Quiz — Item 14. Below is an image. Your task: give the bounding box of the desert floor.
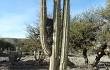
[0,54,110,70]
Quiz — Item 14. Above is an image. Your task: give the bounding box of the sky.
[0,0,106,38]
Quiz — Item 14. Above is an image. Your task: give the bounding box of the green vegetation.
[0,39,15,51]
[25,0,110,68]
[15,39,41,53]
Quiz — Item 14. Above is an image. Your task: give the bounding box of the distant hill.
[0,38,28,44]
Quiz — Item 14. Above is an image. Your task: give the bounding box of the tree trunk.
[93,51,105,67]
[49,0,61,70]
[83,48,88,65]
[92,43,107,67]
[40,0,51,56]
[59,0,70,70]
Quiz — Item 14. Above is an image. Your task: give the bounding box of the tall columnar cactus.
[49,0,61,70]
[59,0,70,70]
[40,0,51,56]
[40,0,70,70]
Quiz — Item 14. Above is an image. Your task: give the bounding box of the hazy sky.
[0,0,106,38]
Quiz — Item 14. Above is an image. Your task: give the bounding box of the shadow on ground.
[96,61,110,68]
[0,60,49,70]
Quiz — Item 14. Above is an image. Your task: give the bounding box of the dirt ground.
[0,54,110,70]
[68,55,110,70]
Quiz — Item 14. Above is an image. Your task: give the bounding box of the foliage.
[0,39,15,50]
[94,0,110,42]
[96,23,110,42]
[26,18,53,53]
[95,0,110,22]
[69,7,110,52]
[70,11,96,49]
[15,39,41,53]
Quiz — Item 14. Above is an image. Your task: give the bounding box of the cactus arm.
[40,0,51,56]
[49,0,61,70]
[60,0,70,70]
[34,50,45,64]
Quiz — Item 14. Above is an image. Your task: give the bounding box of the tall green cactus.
[60,0,70,70]
[40,0,70,70]
[49,0,61,70]
[40,0,51,56]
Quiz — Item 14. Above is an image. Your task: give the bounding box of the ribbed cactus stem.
[40,0,51,56]
[49,0,61,70]
[60,0,70,70]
